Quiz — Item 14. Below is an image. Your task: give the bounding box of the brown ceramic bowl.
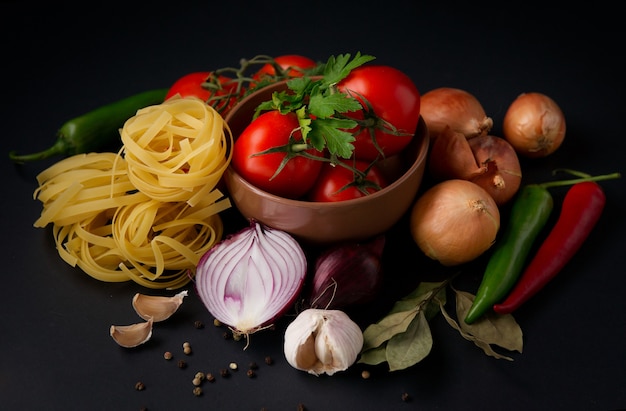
[223,80,429,245]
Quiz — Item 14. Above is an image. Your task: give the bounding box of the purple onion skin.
[306,235,385,310]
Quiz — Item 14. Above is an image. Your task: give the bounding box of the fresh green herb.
[255,52,376,160]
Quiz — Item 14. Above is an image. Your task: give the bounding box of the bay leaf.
[361,309,418,351]
[358,345,388,365]
[443,288,523,359]
[390,281,447,320]
[386,311,433,371]
[454,288,523,353]
[440,299,515,360]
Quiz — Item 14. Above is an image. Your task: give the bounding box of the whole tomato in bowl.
[337,65,421,161]
[231,110,323,199]
[307,160,389,202]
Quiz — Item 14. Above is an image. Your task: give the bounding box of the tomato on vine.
[231,110,324,199]
[337,65,421,161]
[253,55,317,81]
[164,72,240,114]
[307,160,389,202]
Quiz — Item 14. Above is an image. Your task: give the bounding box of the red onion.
[306,235,385,310]
[195,220,307,337]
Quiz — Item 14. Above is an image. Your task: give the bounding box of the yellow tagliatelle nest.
[33,97,233,289]
[121,96,232,205]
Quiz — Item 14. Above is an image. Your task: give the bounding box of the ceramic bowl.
[223,80,429,244]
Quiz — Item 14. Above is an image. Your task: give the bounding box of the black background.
[2,2,625,410]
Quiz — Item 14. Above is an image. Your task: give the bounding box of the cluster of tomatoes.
[165,55,422,202]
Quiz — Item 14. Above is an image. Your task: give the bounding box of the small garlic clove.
[132,290,188,322]
[284,308,363,376]
[110,318,153,348]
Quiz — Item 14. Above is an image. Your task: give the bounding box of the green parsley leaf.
[254,52,375,158]
[319,52,376,87]
[308,92,362,118]
[308,118,357,158]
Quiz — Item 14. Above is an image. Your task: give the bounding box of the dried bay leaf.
[361,309,418,351]
[359,281,446,369]
[389,281,447,320]
[446,288,524,359]
[358,345,387,365]
[454,287,475,316]
[386,311,433,371]
[440,302,514,361]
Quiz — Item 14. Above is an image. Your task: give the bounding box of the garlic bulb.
[283,309,363,376]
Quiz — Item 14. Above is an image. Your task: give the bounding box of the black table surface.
[2,3,625,410]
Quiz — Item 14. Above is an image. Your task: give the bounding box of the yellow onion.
[502,92,566,158]
[467,135,522,205]
[410,179,500,266]
[428,125,487,181]
[428,127,521,206]
[419,87,493,140]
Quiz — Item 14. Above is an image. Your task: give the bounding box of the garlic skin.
[110,318,153,348]
[284,309,363,376]
[132,290,188,322]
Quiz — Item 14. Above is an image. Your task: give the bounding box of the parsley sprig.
[254,52,376,160]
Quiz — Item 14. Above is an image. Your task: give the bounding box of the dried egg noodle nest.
[121,96,232,205]
[33,98,233,289]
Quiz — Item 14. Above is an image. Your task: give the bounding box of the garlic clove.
[132,290,188,322]
[110,318,153,348]
[284,308,363,376]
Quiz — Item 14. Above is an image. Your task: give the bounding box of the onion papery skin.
[410,179,500,266]
[468,135,522,206]
[428,125,487,181]
[195,220,307,335]
[419,87,493,140]
[502,92,566,158]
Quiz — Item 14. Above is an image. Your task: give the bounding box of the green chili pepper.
[464,170,621,324]
[9,88,168,163]
[464,184,553,324]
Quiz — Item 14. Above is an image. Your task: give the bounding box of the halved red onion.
[195,220,307,336]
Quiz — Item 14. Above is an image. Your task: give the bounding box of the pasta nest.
[33,97,234,289]
[121,96,233,205]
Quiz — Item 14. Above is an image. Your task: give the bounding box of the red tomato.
[231,111,323,199]
[337,65,420,161]
[253,55,317,80]
[307,160,389,202]
[165,72,240,114]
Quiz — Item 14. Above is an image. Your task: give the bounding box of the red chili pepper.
[493,181,606,314]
